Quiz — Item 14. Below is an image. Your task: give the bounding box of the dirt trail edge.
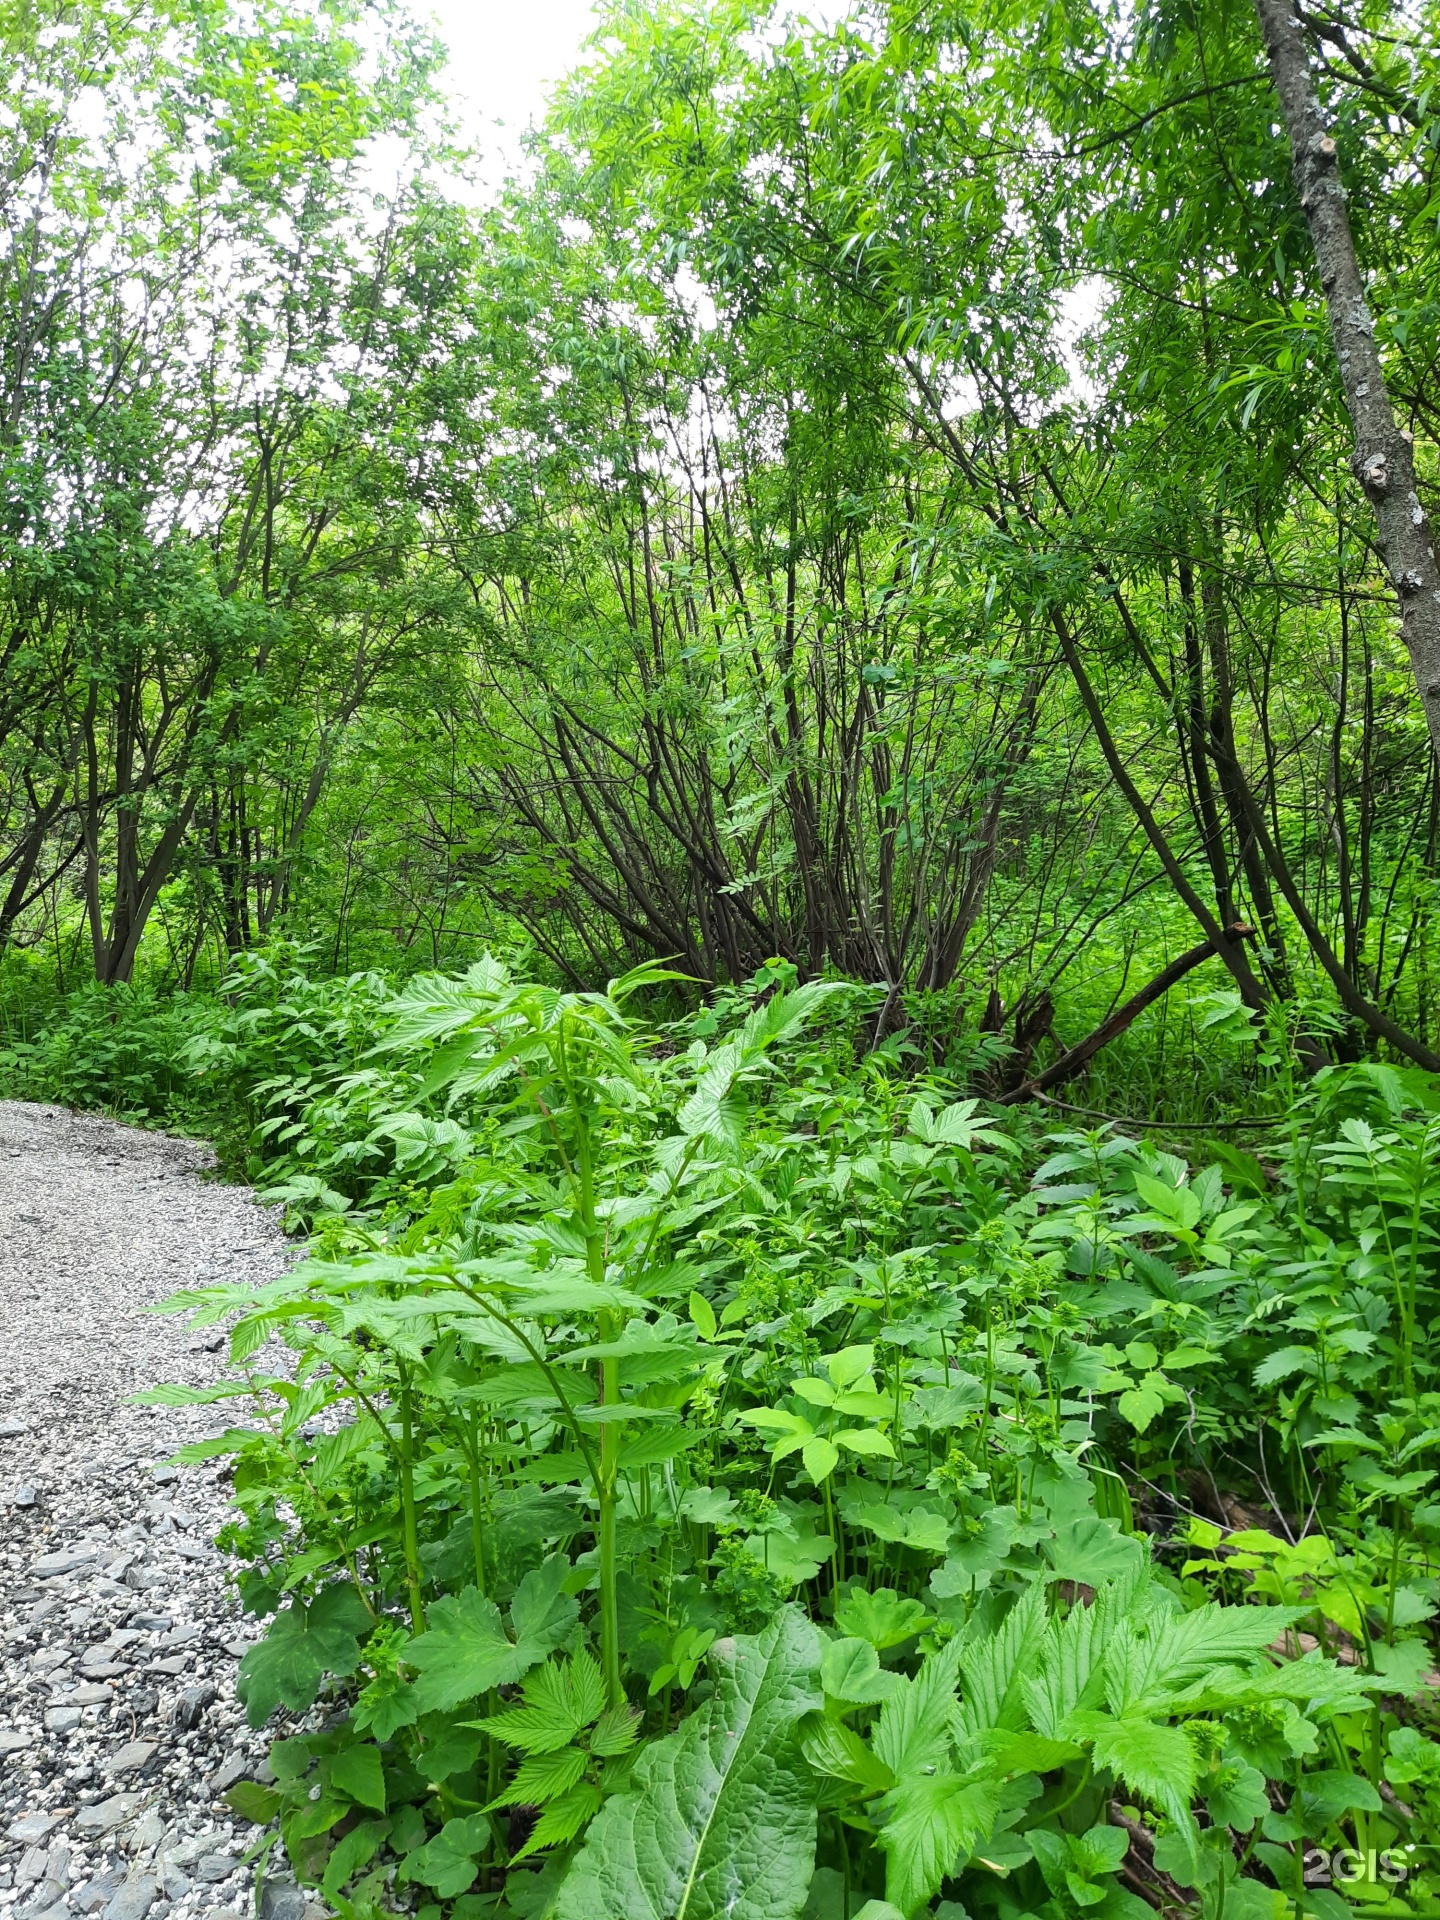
[0,1102,301,1920]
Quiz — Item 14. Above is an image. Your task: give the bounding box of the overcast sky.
[424,0,603,163]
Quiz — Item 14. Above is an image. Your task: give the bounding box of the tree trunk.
[1253,0,1440,766]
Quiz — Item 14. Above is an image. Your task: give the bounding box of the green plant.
[136,959,1440,1917]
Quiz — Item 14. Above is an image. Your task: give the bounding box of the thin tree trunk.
[1253,0,1440,766]
[998,925,1256,1105]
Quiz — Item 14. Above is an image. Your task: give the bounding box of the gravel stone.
[0,1105,295,1920]
[32,1550,102,1579]
[21,1879,68,1916]
[206,1758,249,1796]
[158,1861,191,1900]
[5,1818,63,1846]
[15,1845,47,1884]
[74,1797,145,1839]
[101,1871,159,1920]
[73,1870,127,1915]
[256,1882,306,1920]
[171,1688,217,1734]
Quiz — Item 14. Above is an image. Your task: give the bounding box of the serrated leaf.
[873,1637,964,1778]
[798,1711,895,1796]
[236,1585,371,1728]
[832,1589,933,1650]
[554,1607,822,1920]
[1066,1709,1195,1819]
[515,1783,605,1862]
[495,1746,590,1810]
[877,1771,1001,1915]
[409,1561,578,1715]
[588,1702,641,1757]
[1253,1345,1316,1389]
[479,1652,606,1754]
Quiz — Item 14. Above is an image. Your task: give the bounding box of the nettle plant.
[145,963,1440,1919]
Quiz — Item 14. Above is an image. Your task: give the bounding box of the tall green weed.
[131,958,1440,1919]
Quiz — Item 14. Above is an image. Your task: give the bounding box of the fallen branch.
[997,924,1254,1107]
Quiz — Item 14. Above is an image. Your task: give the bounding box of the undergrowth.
[96,954,1440,1920]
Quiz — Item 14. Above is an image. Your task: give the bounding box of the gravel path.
[0,1104,298,1920]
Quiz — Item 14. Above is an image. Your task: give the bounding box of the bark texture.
[1253,0,1440,767]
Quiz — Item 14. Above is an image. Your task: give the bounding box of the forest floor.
[0,1104,306,1920]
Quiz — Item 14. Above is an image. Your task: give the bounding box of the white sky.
[424,0,603,162]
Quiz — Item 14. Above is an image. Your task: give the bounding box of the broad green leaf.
[399,1814,493,1898]
[409,1561,577,1714]
[832,1589,933,1650]
[354,1668,419,1740]
[1042,1517,1144,1586]
[740,1528,834,1588]
[1116,1381,1166,1433]
[827,1346,875,1389]
[554,1607,822,1920]
[798,1711,895,1795]
[791,1378,837,1408]
[511,1555,583,1652]
[236,1584,371,1728]
[820,1637,901,1705]
[408,1590,524,1713]
[321,1818,390,1898]
[225,1782,280,1825]
[328,1743,386,1811]
[848,1504,949,1553]
[1203,1760,1269,1830]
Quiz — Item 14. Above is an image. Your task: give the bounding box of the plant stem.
[396,1365,426,1635]
[574,1091,625,1708]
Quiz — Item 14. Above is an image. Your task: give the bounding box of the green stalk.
[575,1098,625,1708]
[465,1409,488,1595]
[396,1365,427,1635]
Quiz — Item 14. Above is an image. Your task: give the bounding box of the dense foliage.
[7,0,1440,1911]
[103,955,1439,1919]
[2,0,1439,1094]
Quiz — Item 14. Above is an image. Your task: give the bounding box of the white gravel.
[0,1103,301,1920]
